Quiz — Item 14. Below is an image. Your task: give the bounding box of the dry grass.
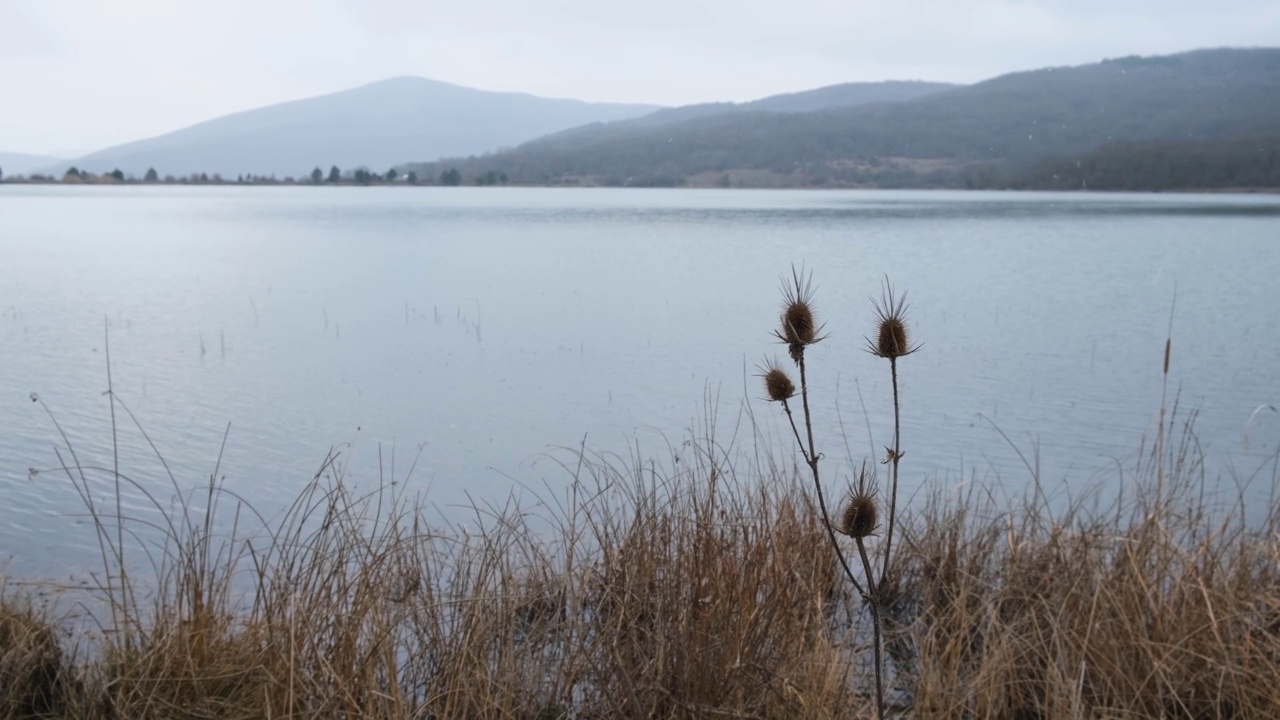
[884,418,1280,720]
[0,596,75,718]
[5,404,1279,719]
[5,426,873,719]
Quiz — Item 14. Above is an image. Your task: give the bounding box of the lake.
[2,185,1279,580]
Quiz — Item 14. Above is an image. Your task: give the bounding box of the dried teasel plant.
[865,276,917,584]
[773,266,825,362]
[839,469,879,540]
[758,357,796,403]
[759,268,919,720]
[866,276,920,360]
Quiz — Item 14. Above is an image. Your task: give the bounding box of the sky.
[2,0,1279,156]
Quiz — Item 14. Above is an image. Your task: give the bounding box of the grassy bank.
[2,404,1278,719]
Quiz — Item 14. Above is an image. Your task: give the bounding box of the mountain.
[54,77,660,179]
[743,80,958,113]
[587,80,958,131]
[0,152,63,178]
[404,48,1280,188]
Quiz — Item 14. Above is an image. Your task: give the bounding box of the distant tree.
[63,167,81,181]
[311,167,324,184]
[237,174,245,184]
[328,165,341,183]
[474,170,509,186]
[109,169,125,182]
[386,167,398,182]
[353,168,371,185]
[440,167,462,186]
[199,172,209,183]
[406,171,418,184]
[144,168,159,182]
[0,166,4,182]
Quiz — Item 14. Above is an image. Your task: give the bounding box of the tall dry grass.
[885,407,1280,719]
[5,400,1278,719]
[6,417,873,719]
[5,326,1280,718]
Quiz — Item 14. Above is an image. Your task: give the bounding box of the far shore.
[2,176,1279,194]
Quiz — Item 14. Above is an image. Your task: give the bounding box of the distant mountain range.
[0,152,63,177]
[7,76,959,183]
[404,48,1280,189]
[34,78,660,179]
[5,47,1279,190]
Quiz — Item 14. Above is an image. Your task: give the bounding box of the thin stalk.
[798,355,818,478]
[781,396,866,600]
[798,356,866,594]
[880,357,901,584]
[105,317,132,649]
[856,536,885,720]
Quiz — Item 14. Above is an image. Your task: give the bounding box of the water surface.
[2,186,1278,578]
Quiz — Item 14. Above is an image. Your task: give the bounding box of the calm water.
[2,186,1279,579]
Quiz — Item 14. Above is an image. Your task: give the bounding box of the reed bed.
[4,425,867,719]
[4,407,1278,719]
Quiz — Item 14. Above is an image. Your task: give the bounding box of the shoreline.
[2,178,1279,195]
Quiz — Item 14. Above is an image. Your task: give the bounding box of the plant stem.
[856,537,885,720]
[105,316,132,650]
[798,355,867,595]
[798,355,818,475]
[782,395,866,600]
[880,357,902,584]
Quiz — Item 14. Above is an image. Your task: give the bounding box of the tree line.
[1008,134,1280,191]
[1,164,509,187]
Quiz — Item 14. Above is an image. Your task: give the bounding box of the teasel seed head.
[758,357,796,403]
[866,276,919,360]
[782,299,817,347]
[839,465,879,538]
[840,489,879,539]
[773,266,825,358]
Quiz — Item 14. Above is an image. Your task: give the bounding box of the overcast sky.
[2,0,1278,156]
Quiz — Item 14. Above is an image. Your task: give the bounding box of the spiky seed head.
[774,266,824,356]
[866,277,919,360]
[840,491,878,538]
[761,361,796,402]
[782,301,817,347]
[876,316,909,359]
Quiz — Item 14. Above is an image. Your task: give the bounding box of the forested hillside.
[404,48,1280,189]
[1012,134,1280,191]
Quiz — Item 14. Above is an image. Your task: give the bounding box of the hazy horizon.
[3,0,1279,156]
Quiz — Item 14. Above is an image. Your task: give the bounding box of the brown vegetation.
[5,402,1277,719]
